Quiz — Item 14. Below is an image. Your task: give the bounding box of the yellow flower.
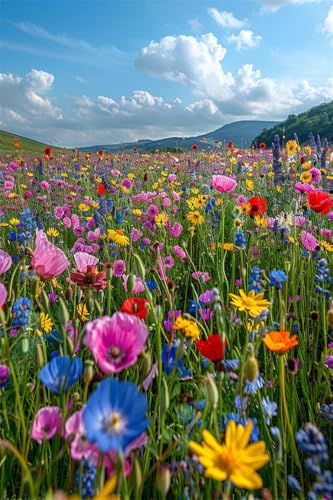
[79,203,90,212]
[229,289,271,318]
[301,161,311,171]
[254,215,267,228]
[286,140,299,156]
[128,173,135,180]
[300,171,312,183]
[195,195,208,208]
[155,212,168,227]
[9,218,20,226]
[46,228,59,237]
[275,185,282,193]
[132,209,142,217]
[189,421,269,489]
[186,211,204,225]
[152,182,159,190]
[107,229,129,246]
[121,186,130,194]
[40,312,53,333]
[223,243,234,251]
[230,157,237,165]
[233,218,243,228]
[320,240,333,252]
[288,236,295,244]
[61,173,68,178]
[304,146,311,155]
[77,303,89,322]
[186,198,197,210]
[191,188,199,195]
[70,191,77,197]
[8,193,16,198]
[246,180,254,191]
[91,201,100,209]
[27,172,34,177]
[173,316,200,340]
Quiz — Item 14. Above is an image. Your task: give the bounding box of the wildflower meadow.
[0,135,332,499]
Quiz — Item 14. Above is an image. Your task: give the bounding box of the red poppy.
[44,146,52,157]
[259,142,266,149]
[300,154,307,164]
[120,297,150,320]
[227,140,233,149]
[248,196,267,216]
[143,171,148,182]
[97,183,106,196]
[133,147,138,153]
[192,144,198,150]
[196,335,226,362]
[307,191,333,214]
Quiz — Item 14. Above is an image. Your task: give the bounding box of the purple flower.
[0,250,12,275]
[0,283,7,307]
[0,364,10,388]
[199,290,213,304]
[113,260,126,277]
[324,355,333,369]
[84,313,148,374]
[31,406,62,444]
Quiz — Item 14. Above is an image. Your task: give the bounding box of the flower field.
[0,135,332,499]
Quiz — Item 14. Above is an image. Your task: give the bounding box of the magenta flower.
[170,222,183,237]
[0,250,12,275]
[173,245,186,260]
[32,230,70,279]
[84,313,148,374]
[212,175,237,193]
[31,406,62,444]
[122,274,145,294]
[324,355,333,369]
[64,410,99,461]
[300,231,319,251]
[74,252,99,272]
[113,259,126,277]
[0,283,7,307]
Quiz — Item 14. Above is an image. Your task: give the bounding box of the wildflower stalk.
[0,439,35,498]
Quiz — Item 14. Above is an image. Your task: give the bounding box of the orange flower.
[262,330,298,354]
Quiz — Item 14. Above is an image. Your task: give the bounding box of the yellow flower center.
[217,446,239,475]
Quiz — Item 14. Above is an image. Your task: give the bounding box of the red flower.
[307,191,333,215]
[196,335,226,362]
[44,146,52,157]
[98,150,104,156]
[259,142,266,149]
[248,196,267,216]
[227,140,233,149]
[133,147,138,153]
[143,171,148,182]
[120,298,150,320]
[192,144,198,150]
[97,183,106,196]
[300,154,307,164]
[70,265,107,291]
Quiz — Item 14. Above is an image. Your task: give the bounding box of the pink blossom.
[294,182,316,193]
[0,250,12,275]
[192,271,211,282]
[170,222,183,237]
[87,228,100,241]
[63,216,71,228]
[74,252,99,272]
[64,410,98,460]
[295,216,306,227]
[130,228,142,242]
[212,175,237,193]
[173,245,186,260]
[32,230,70,279]
[73,226,85,237]
[4,180,14,190]
[84,313,148,374]
[163,198,171,207]
[31,406,62,444]
[300,231,319,251]
[172,191,181,201]
[113,260,126,277]
[54,206,64,219]
[321,228,332,241]
[122,274,145,294]
[309,167,321,184]
[0,283,7,307]
[41,181,50,190]
[168,174,177,182]
[236,195,248,205]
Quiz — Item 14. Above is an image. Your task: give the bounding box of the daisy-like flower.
[186,211,204,225]
[229,290,271,318]
[107,229,130,246]
[40,312,53,333]
[77,303,89,322]
[173,315,200,340]
[46,228,60,238]
[155,212,168,227]
[262,330,298,354]
[189,420,269,489]
[320,240,333,252]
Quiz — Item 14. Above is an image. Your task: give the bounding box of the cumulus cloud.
[208,8,245,29]
[259,0,320,12]
[227,30,262,50]
[322,6,333,37]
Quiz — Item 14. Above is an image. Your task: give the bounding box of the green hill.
[0,130,68,155]
[253,101,333,147]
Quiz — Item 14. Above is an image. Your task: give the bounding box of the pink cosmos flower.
[40,181,50,190]
[0,250,12,275]
[0,283,7,307]
[192,271,211,282]
[309,167,321,184]
[300,231,319,251]
[168,174,177,182]
[87,228,100,242]
[212,175,237,193]
[32,230,70,279]
[54,206,64,219]
[295,216,306,227]
[113,260,126,277]
[236,195,248,205]
[31,406,62,444]
[147,205,158,218]
[84,313,148,374]
[74,252,99,272]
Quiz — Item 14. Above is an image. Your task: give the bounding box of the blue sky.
[1,0,333,146]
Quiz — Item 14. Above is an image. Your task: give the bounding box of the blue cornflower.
[162,343,191,379]
[295,423,329,463]
[45,329,61,343]
[234,395,248,413]
[224,359,240,371]
[145,280,157,291]
[315,258,331,285]
[39,355,83,393]
[261,396,278,425]
[268,269,287,289]
[320,403,333,421]
[287,475,301,492]
[248,267,262,293]
[312,470,333,497]
[12,297,31,329]
[74,459,96,499]
[83,378,150,453]
[234,229,246,249]
[244,374,265,395]
[270,426,282,462]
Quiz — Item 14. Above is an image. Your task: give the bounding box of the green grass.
[0,130,68,155]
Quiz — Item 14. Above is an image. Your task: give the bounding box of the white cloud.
[259,0,320,12]
[136,33,235,100]
[322,6,333,37]
[188,18,202,31]
[227,30,262,50]
[75,76,87,84]
[208,8,245,29]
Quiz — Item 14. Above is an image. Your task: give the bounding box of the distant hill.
[0,130,68,155]
[79,120,280,152]
[253,101,333,147]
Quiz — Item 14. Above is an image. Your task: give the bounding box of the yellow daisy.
[229,290,271,318]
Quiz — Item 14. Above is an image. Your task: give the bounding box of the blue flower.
[12,297,31,329]
[162,343,191,379]
[296,423,329,463]
[83,378,150,453]
[268,269,288,289]
[262,396,278,425]
[222,414,260,442]
[248,267,262,293]
[234,229,246,249]
[244,374,265,395]
[39,355,83,393]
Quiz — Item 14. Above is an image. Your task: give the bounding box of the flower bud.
[21,336,29,354]
[65,287,73,301]
[133,253,146,280]
[126,274,136,293]
[205,372,219,409]
[35,342,45,369]
[130,456,142,494]
[159,376,170,413]
[140,351,152,377]
[156,464,171,496]
[57,297,70,329]
[83,361,95,384]
[244,356,259,382]
[327,309,333,329]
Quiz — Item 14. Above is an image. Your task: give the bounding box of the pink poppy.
[212,175,237,193]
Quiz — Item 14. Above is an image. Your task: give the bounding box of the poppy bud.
[130,456,142,494]
[244,356,259,382]
[35,343,45,369]
[156,464,171,496]
[205,372,219,409]
[83,360,95,384]
[140,351,152,377]
[133,253,146,280]
[57,297,70,329]
[21,336,29,354]
[126,274,136,293]
[65,287,73,301]
[159,376,170,413]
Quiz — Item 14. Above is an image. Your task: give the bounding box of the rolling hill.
[253,101,333,147]
[79,120,279,152]
[0,130,68,155]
